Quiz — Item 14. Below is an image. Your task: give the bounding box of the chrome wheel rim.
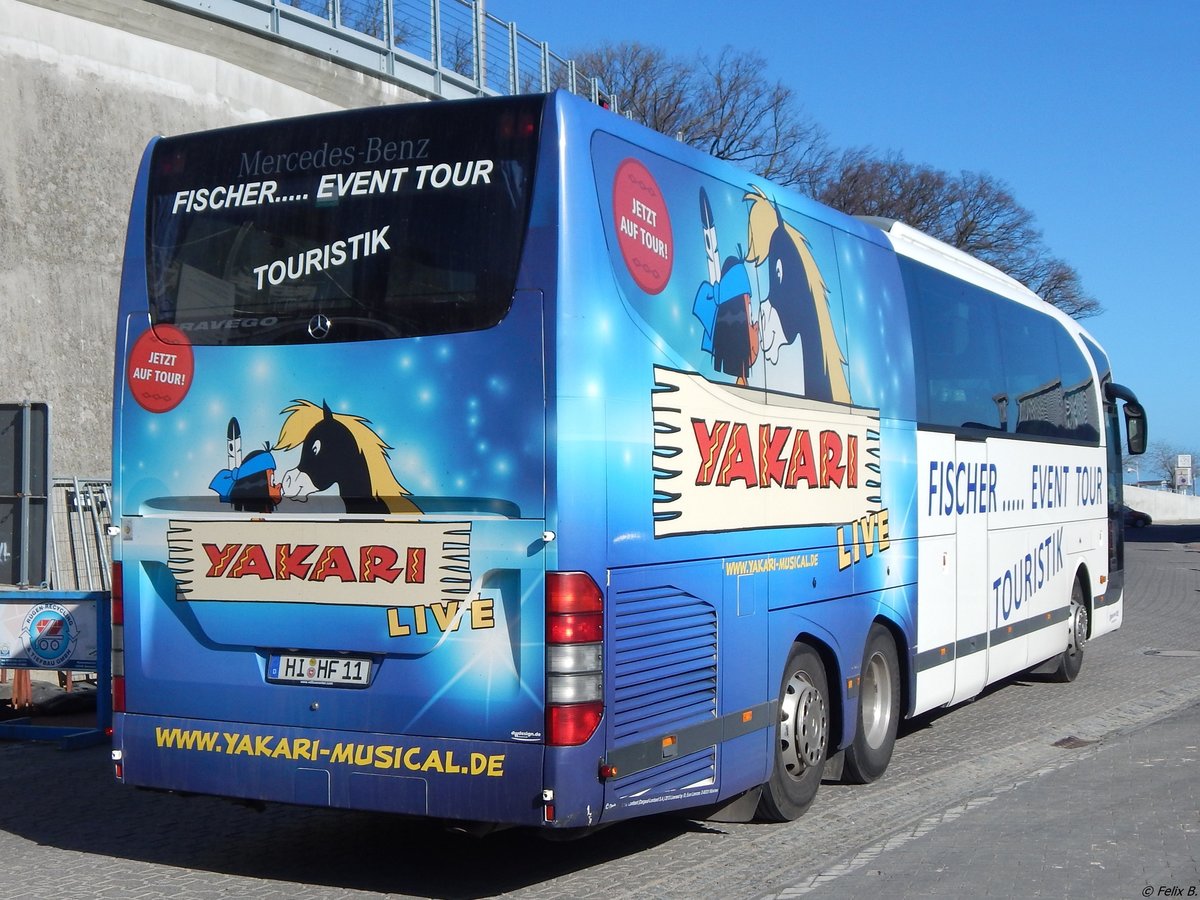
[860,650,893,749]
[1069,598,1088,655]
[779,669,827,779]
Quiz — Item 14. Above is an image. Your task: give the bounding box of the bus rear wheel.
[843,623,900,784]
[1051,579,1088,682]
[757,643,829,822]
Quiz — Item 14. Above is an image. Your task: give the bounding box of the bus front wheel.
[842,623,900,784]
[757,642,829,822]
[1050,579,1088,683]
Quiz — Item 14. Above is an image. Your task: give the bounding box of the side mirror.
[1124,402,1147,456]
[1105,383,1147,456]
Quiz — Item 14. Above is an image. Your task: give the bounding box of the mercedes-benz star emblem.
[308,314,331,340]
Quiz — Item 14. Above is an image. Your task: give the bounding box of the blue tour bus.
[110,91,1146,831]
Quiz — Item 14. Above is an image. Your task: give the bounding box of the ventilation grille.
[610,585,718,745]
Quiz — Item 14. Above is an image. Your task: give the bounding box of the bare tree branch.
[574,42,834,193]
[816,152,1101,318]
[576,40,1101,319]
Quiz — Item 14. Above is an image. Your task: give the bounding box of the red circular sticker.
[613,158,673,294]
[127,325,195,413]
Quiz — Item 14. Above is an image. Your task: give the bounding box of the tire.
[1050,578,1088,683]
[757,643,829,822]
[842,624,900,784]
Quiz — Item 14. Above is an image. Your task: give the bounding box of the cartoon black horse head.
[744,185,851,405]
[274,400,419,514]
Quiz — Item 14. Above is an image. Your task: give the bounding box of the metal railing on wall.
[159,0,613,106]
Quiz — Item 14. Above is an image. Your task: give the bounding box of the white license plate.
[268,654,372,687]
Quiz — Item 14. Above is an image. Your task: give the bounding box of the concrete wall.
[0,0,423,479]
[1125,485,1200,524]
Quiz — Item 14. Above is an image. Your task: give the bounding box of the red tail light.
[547,701,604,747]
[546,572,604,747]
[547,571,603,643]
[111,562,125,713]
[111,561,123,612]
[548,612,602,644]
[547,571,603,614]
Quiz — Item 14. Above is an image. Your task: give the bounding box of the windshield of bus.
[144,95,544,346]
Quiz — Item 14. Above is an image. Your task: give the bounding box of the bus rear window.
[145,95,544,345]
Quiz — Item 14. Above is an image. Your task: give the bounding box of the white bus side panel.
[913,430,990,714]
[914,431,1109,713]
[951,439,989,704]
[985,437,1108,677]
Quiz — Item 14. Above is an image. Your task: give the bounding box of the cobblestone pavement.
[782,700,1200,898]
[1,525,1197,899]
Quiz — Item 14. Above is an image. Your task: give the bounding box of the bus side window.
[997,301,1062,438]
[903,259,1005,432]
[1055,329,1099,443]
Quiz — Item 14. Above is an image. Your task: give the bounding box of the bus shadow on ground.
[0,741,727,898]
[895,655,1083,742]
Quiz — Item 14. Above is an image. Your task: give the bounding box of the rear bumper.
[114,713,547,826]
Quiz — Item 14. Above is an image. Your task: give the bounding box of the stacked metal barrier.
[49,479,112,594]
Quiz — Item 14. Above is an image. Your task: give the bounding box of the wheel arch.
[775,608,911,754]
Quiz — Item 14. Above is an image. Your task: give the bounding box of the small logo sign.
[20,603,79,668]
[613,157,673,295]
[127,324,195,413]
[308,314,332,340]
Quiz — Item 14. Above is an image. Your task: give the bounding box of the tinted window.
[902,257,1098,444]
[145,95,544,345]
[1058,329,1100,442]
[1082,334,1112,383]
[997,300,1062,437]
[903,260,1005,430]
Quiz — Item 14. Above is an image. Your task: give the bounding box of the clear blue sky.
[490,0,1198,460]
